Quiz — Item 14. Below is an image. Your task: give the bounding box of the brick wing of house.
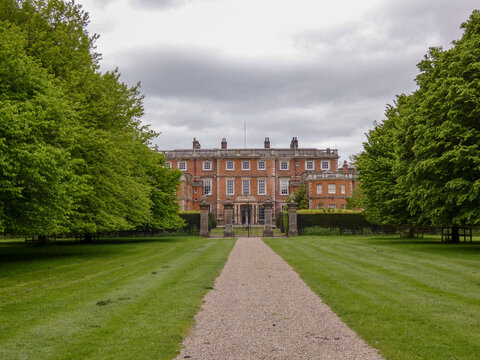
[162,137,357,225]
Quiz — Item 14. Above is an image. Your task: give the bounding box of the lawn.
[0,236,235,360]
[264,235,480,360]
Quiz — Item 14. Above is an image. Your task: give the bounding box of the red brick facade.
[163,137,357,225]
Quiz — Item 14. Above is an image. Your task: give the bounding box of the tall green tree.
[0,0,183,240]
[0,22,83,238]
[292,184,309,210]
[357,10,480,241]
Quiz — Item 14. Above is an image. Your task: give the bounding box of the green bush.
[208,212,217,230]
[297,213,371,233]
[179,211,200,234]
[178,211,217,233]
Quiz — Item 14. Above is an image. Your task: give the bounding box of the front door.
[241,205,251,225]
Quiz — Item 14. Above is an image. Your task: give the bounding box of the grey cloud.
[129,0,211,10]
[119,46,417,108]
[117,0,478,160]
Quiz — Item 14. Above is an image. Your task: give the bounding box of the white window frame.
[280,161,289,170]
[226,161,234,171]
[341,184,346,194]
[340,204,346,209]
[306,161,314,170]
[226,179,234,195]
[321,161,330,170]
[178,161,187,171]
[165,162,171,168]
[203,161,212,171]
[328,183,336,194]
[242,161,250,171]
[329,204,336,209]
[280,179,289,195]
[258,179,266,195]
[242,179,250,195]
[316,184,323,195]
[317,204,323,209]
[203,179,212,195]
[257,160,266,170]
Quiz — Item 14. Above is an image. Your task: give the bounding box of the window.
[203,179,212,195]
[258,179,266,195]
[340,204,346,209]
[280,161,289,170]
[317,204,323,209]
[242,161,250,170]
[203,161,212,171]
[341,184,346,194]
[226,161,234,170]
[257,160,266,170]
[226,179,234,195]
[280,179,289,195]
[328,184,336,194]
[321,161,329,170]
[178,161,187,171]
[306,161,314,170]
[329,204,336,209]
[316,184,323,194]
[258,205,265,222]
[165,162,171,168]
[242,179,250,195]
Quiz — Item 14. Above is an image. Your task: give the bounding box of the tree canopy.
[0,0,183,239]
[356,10,480,238]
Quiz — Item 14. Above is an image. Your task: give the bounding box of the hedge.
[178,211,217,233]
[276,211,372,233]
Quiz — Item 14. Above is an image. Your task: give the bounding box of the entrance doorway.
[240,205,251,225]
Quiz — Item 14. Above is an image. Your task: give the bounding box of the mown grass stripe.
[0,236,235,360]
[265,235,480,360]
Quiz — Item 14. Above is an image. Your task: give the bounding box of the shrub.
[297,213,371,233]
[178,211,217,233]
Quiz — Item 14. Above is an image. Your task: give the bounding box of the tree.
[0,1,184,241]
[0,22,84,239]
[357,10,480,241]
[292,184,309,210]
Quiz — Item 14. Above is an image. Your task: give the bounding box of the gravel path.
[174,237,383,360]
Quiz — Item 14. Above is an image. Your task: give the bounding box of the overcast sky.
[80,0,478,162]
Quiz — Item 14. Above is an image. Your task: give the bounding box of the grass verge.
[264,235,480,360]
[0,236,235,360]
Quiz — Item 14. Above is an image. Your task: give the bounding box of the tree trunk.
[451,225,460,243]
[37,235,48,245]
[83,232,93,243]
[407,227,415,238]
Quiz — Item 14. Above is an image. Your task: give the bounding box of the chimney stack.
[343,160,349,174]
[193,138,201,149]
[264,137,270,149]
[290,136,298,149]
[221,138,227,149]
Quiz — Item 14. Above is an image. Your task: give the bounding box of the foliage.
[179,212,200,234]
[0,0,182,238]
[178,211,216,233]
[292,184,309,209]
[356,10,480,237]
[297,213,371,233]
[297,209,361,214]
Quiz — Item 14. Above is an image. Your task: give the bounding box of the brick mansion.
[162,137,358,225]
